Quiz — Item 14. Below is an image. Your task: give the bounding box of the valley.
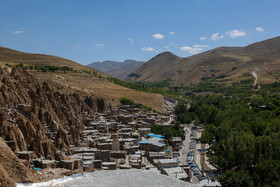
[1,37,280,187]
[2,0,280,186]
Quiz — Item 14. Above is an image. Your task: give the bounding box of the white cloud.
[74,44,81,48]
[211,32,224,40]
[13,30,23,34]
[194,44,209,48]
[180,46,192,51]
[163,42,176,50]
[95,43,104,47]
[169,32,175,35]
[142,47,154,52]
[180,44,209,54]
[180,46,203,54]
[129,38,134,43]
[226,29,246,38]
[153,33,164,39]
[256,27,264,32]
[200,36,207,40]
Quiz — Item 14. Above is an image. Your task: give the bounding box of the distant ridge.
[88,60,145,80]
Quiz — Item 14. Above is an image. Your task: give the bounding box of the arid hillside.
[0,47,167,112]
[0,47,96,72]
[126,36,280,85]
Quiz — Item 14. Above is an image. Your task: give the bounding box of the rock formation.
[0,137,37,187]
[0,67,109,185]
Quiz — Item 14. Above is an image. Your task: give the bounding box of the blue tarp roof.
[139,141,150,144]
[166,149,171,152]
[199,149,206,153]
[147,134,165,138]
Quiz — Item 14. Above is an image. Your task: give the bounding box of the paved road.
[177,126,191,165]
[176,125,203,184]
[194,130,202,170]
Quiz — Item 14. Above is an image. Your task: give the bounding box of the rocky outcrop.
[54,128,71,155]
[0,67,107,145]
[0,67,110,185]
[0,137,37,187]
[0,163,16,187]
[0,109,27,152]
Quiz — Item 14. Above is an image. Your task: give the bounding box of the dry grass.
[31,71,165,111]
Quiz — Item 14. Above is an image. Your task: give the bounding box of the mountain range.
[87,60,145,80]
[125,36,280,85]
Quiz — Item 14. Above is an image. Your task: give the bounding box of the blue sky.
[0,0,279,65]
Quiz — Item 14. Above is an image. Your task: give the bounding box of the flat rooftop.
[158,159,178,164]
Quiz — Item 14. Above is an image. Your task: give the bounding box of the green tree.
[219,170,254,187]
[120,97,134,105]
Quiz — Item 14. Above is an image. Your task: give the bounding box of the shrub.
[120,97,134,105]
